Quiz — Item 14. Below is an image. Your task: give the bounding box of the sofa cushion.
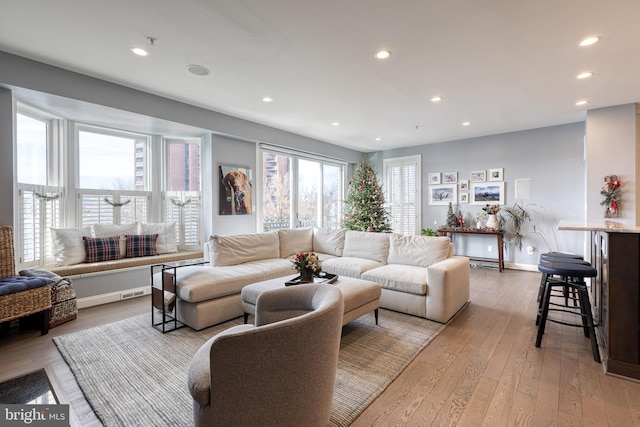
[52,227,92,266]
[140,222,177,254]
[82,236,122,263]
[387,234,451,267]
[362,264,428,295]
[313,228,346,257]
[171,258,292,303]
[210,232,280,266]
[278,228,313,258]
[342,230,390,263]
[321,257,383,278]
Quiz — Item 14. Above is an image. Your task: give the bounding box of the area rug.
[54,309,444,426]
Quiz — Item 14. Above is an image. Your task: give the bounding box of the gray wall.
[369,122,586,267]
[0,87,13,227]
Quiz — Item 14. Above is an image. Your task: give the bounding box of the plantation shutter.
[384,156,421,235]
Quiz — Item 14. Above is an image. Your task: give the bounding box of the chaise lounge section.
[163,228,470,330]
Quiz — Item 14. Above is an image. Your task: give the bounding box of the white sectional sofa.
[166,228,470,330]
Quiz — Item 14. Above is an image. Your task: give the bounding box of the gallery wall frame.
[459,192,469,203]
[429,173,441,185]
[470,170,486,182]
[429,184,458,205]
[470,182,505,205]
[488,168,504,181]
[443,172,458,183]
[459,180,469,191]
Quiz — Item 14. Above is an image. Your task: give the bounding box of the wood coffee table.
[241,274,381,326]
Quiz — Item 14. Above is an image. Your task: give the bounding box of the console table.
[438,228,505,272]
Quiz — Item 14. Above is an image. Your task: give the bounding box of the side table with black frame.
[150,258,207,333]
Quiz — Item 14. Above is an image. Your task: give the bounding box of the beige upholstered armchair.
[188,284,344,427]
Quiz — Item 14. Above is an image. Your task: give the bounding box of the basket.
[50,278,78,328]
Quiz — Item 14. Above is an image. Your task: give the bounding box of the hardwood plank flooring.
[1,267,639,426]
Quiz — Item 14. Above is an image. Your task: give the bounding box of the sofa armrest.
[425,256,470,323]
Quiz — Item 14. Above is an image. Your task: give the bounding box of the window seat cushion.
[44,250,203,277]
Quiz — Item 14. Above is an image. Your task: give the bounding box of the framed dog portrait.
[219,165,253,215]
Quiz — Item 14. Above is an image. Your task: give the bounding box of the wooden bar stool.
[536,261,600,363]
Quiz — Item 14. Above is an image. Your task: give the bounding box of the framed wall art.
[443,172,458,183]
[459,180,469,191]
[489,168,504,181]
[470,170,486,182]
[429,173,441,185]
[219,165,253,215]
[470,182,505,205]
[459,192,469,203]
[429,184,458,205]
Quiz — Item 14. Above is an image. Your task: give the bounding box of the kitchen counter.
[557,220,640,380]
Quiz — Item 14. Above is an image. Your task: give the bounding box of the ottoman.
[241,274,381,326]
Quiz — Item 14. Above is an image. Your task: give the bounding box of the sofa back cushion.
[278,228,313,258]
[313,228,346,256]
[140,222,177,254]
[94,222,139,257]
[210,232,280,266]
[342,230,390,263]
[387,234,451,267]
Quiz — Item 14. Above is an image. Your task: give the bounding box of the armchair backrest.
[194,284,344,427]
[0,226,16,279]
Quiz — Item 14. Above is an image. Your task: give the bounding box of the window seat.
[45,251,204,277]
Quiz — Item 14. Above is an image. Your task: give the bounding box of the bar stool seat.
[537,255,590,303]
[536,261,600,363]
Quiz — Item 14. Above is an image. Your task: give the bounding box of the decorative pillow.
[140,222,177,254]
[94,222,139,257]
[83,236,122,263]
[125,234,159,258]
[342,230,390,263]
[51,227,92,266]
[278,228,313,258]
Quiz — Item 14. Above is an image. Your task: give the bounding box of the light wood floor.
[1,268,640,426]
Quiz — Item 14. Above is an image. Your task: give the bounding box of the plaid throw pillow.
[83,236,122,263]
[125,234,159,258]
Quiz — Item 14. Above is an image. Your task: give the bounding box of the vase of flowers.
[600,175,621,218]
[483,204,501,229]
[292,252,321,282]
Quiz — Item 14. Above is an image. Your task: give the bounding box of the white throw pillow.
[278,228,313,258]
[140,222,178,254]
[313,228,346,256]
[94,222,139,257]
[51,227,92,266]
[210,232,279,266]
[387,234,451,267]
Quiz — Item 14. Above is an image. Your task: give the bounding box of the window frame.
[383,155,422,235]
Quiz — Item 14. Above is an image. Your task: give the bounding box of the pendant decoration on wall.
[600,174,621,218]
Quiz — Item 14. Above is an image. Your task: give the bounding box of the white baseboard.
[77,286,151,309]
[505,262,539,272]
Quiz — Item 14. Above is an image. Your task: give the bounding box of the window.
[14,104,204,269]
[77,127,151,226]
[164,139,201,249]
[384,155,421,235]
[261,148,344,231]
[16,110,62,266]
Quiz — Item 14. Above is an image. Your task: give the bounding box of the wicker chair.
[0,226,52,335]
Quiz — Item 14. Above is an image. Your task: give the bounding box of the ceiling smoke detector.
[186,64,211,76]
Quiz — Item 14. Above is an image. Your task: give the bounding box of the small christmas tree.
[343,159,391,232]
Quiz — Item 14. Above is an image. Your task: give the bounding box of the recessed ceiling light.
[577,71,593,79]
[375,50,391,60]
[186,64,211,76]
[262,97,273,103]
[575,100,588,106]
[462,121,471,127]
[431,96,443,102]
[375,137,381,141]
[130,47,148,56]
[331,122,340,126]
[579,36,600,47]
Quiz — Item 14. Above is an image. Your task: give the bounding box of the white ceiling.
[1,0,639,153]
